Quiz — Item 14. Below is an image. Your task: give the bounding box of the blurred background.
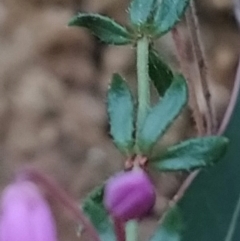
[0,0,239,240]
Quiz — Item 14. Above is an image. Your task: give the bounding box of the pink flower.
[0,181,57,241]
[104,168,156,221]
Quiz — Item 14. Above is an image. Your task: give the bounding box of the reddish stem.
[113,218,126,241]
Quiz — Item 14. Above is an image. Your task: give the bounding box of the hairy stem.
[171,27,205,136]
[21,167,100,241]
[136,36,150,133]
[186,0,216,134]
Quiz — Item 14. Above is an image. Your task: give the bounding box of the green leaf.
[149,48,173,96]
[82,185,116,241]
[137,75,188,154]
[151,136,229,172]
[129,0,157,26]
[107,74,135,155]
[176,79,240,240]
[150,206,183,241]
[154,0,191,36]
[68,13,132,45]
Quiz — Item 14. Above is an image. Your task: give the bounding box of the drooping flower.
[104,168,156,221]
[0,181,57,241]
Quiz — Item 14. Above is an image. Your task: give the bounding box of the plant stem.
[114,218,126,241]
[186,0,216,134]
[126,221,138,241]
[171,27,205,136]
[136,36,150,133]
[21,167,100,241]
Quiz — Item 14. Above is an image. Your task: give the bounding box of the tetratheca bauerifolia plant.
[0,1,231,241]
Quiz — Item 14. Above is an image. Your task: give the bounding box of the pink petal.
[0,181,57,241]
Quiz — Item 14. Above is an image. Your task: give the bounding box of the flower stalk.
[113,218,126,241]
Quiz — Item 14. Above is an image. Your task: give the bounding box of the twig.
[20,167,101,241]
[171,27,205,136]
[185,0,216,134]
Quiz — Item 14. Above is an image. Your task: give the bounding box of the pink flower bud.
[104,168,156,221]
[0,181,57,241]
